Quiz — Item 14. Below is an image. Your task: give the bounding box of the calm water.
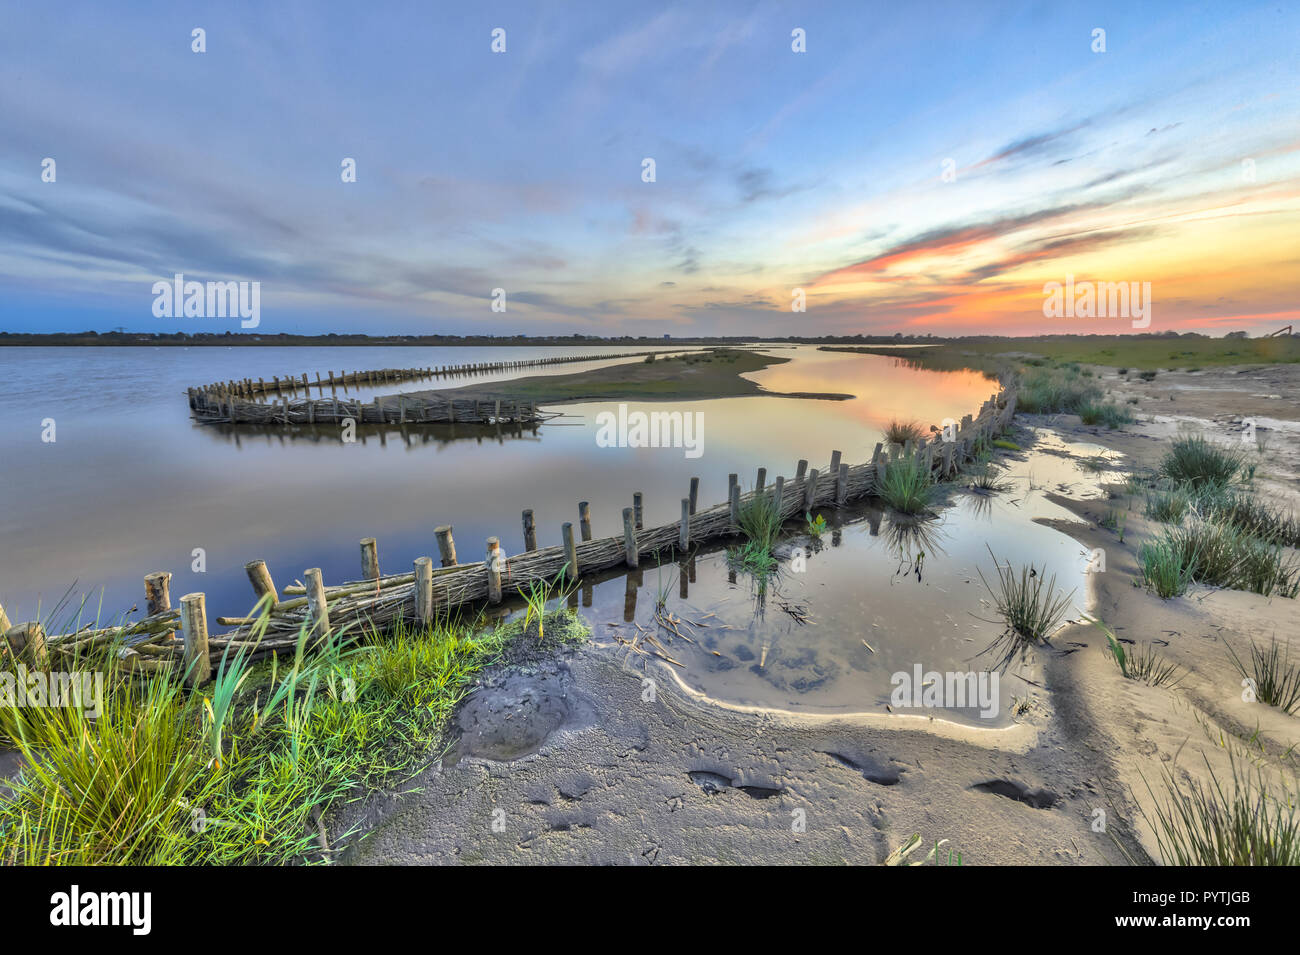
[0,343,1095,723]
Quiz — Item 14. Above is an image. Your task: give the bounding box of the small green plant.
[728,493,782,578]
[805,511,826,538]
[1091,618,1182,687]
[992,438,1020,451]
[1145,486,1191,524]
[1227,637,1300,715]
[1078,402,1134,429]
[521,565,575,643]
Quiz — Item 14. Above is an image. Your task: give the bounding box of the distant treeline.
[0,329,1268,347]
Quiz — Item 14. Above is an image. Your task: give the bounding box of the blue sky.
[1,0,1297,336]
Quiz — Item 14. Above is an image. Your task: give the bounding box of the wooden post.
[3,622,47,668]
[756,467,766,493]
[830,450,842,478]
[414,557,434,624]
[679,498,690,550]
[578,502,593,542]
[304,568,330,640]
[876,456,888,490]
[730,484,741,529]
[179,593,211,687]
[688,477,699,515]
[485,538,503,603]
[522,509,537,551]
[836,462,849,505]
[773,475,785,518]
[728,473,738,500]
[144,571,174,640]
[622,508,639,568]
[633,492,644,530]
[795,459,808,484]
[804,468,820,512]
[562,522,579,579]
[360,538,380,580]
[244,560,278,607]
[435,525,457,566]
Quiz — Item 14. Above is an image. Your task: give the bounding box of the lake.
[0,343,1093,723]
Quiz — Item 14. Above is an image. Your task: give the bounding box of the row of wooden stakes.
[3,386,1016,688]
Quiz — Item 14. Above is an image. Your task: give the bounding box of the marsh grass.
[1163,520,1299,598]
[1138,535,1198,598]
[878,455,934,514]
[1227,637,1300,715]
[1145,486,1192,523]
[1015,365,1103,415]
[977,546,1073,670]
[1144,755,1300,866]
[1195,486,1300,548]
[1159,436,1244,489]
[727,492,783,578]
[0,607,584,865]
[883,419,925,446]
[1078,402,1134,429]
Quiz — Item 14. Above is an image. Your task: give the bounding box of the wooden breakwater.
[187,350,666,425]
[4,387,1016,685]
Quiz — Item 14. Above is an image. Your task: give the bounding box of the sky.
[0,0,1297,338]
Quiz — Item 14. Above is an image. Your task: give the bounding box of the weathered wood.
[622,508,639,568]
[245,560,278,605]
[836,462,849,505]
[804,468,820,512]
[360,538,380,581]
[304,568,330,639]
[795,459,808,483]
[773,475,785,517]
[633,492,644,530]
[179,593,211,686]
[830,450,842,478]
[523,509,537,551]
[414,557,434,624]
[435,525,457,567]
[144,571,174,640]
[562,522,578,579]
[485,538,503,603]
[688,477,699,515]
[679,498,690,550]
[3,622,48,667]
[730,483,741,529]
[578,502,593,542]
[756,467,767,493]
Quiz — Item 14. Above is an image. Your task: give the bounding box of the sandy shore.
[339,363,1297,865]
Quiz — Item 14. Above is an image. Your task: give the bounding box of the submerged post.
[578,502,593,542]
[360,538,380,580]
[304,568,330,640]
[523,509,537,551]
[179,593,211,687]
[730,483,741,529]
[435,525,457,566]
[804,468,820,512]
[414,557,434,624]
[622,508,639,568]
[144,571,173,639]
[485,538,503,604]
[562,522,579,580]
[679,498,690,550]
